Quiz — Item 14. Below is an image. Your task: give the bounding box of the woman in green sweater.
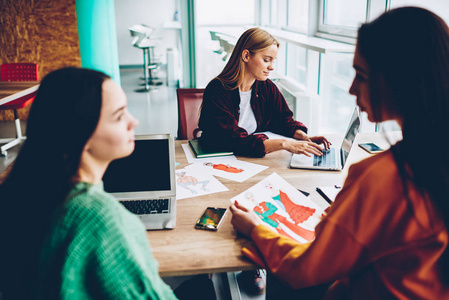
[0,68,178,299]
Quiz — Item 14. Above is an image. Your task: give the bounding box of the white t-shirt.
[238,90,257,134]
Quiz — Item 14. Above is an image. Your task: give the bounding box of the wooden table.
[0,81,39,106]
[0,131,402,277]
[147,132,402,277]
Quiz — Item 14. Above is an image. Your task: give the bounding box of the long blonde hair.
[216,27,279,89]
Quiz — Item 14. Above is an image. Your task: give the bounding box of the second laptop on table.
[102,134,177,230]
[290,108,361,171]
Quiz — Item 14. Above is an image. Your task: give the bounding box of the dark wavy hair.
[0,67,110,298]
[357,7,449,283]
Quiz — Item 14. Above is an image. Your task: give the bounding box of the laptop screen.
[103,138,171,193]
[340,108,361,166]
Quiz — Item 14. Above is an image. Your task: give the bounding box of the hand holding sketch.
[230,173,325,243]
[230,201,266,237]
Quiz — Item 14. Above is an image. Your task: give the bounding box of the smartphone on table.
[358,142,384,154]
[195,207,227,231]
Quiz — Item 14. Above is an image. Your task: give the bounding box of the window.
[320,52,364,133]
[318,0,367,39]
[261,0,308,33]
[195,0,256,87]
[268,0,288,28]
[286,0,309,33]
[274,40,287,77]
[196,0,255,25]
[285,43,307,86]
[260,0,271,26]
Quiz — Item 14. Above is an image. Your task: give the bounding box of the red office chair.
[176,88,205,140]
[0,63,39,156]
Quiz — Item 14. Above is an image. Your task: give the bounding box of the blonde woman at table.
[230,7,449,299]
[198,27,330,158]
[0,68,214,299]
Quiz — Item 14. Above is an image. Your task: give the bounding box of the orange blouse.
[248,147,449,299]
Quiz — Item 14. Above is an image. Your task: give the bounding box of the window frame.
[316,0,390,42]
[282,0,309,34]
[317,0,369,39]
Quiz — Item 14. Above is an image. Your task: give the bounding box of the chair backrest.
[177,88,205,140]
[1,63,38,81]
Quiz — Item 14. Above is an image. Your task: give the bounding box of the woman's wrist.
[280,139,287,150]
[264,139,286,153]
[294,129,309,141]
[249,223,260,239]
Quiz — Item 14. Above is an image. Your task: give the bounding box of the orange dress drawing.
[254,202,315,242]
[212,164,244,173]
[278,190,316,224]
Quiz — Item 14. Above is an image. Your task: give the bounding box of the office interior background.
[116,0,449,136]
[1,0,449,152]
[0,1,448,298]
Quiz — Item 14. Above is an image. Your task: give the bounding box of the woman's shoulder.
[329,143,445,246]
[204,78,238,102]
[66,182,117,212]
[255,78,281,98]
[256,78,277,89]
[332,148,401,212]
[63,182,136,231]
[205,78,226,91]
[347,148,397,182]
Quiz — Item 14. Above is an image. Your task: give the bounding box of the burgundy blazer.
[198,78,307,157]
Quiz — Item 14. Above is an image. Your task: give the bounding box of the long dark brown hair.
[0,67,110,298]
[358,7,449,282]
[216,27,279,89]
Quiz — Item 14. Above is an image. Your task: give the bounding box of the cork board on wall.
[0,0,81,121]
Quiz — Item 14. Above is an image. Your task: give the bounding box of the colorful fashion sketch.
[175,169,228,200]
[231,173,325,243]
[185,159,268,183]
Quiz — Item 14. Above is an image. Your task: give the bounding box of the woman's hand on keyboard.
[310,136,332,150]
[282,140,323,157]
[293,129,331,150]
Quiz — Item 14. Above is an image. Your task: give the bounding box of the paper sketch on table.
[230,172,325,243]
[181,143,237,164]
[185,159,268,182]
[176,168,228,200]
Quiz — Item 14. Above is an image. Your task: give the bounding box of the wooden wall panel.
[0,0,81,121]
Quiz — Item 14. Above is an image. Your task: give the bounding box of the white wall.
[114,0,178,66]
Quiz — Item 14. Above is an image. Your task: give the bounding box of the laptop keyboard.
[313,148,336,167]
[119,199,170,215]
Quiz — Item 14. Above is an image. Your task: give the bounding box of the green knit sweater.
[36,182,177,299]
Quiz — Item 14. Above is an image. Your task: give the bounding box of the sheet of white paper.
[185,159,268,183]
[255,131,295,141]
[176,168,229,200]
[316,185,342,203]
[230,173,325,243]
[181,143,236,164]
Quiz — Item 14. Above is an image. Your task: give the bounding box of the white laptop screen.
[103,138,171,193]
[340,108,361,166]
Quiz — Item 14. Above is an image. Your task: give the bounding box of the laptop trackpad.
[290,153,313,166]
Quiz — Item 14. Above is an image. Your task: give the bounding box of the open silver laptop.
[103,134,176,230]
[290,108,361,171]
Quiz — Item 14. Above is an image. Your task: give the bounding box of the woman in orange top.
[230,7,449,299]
